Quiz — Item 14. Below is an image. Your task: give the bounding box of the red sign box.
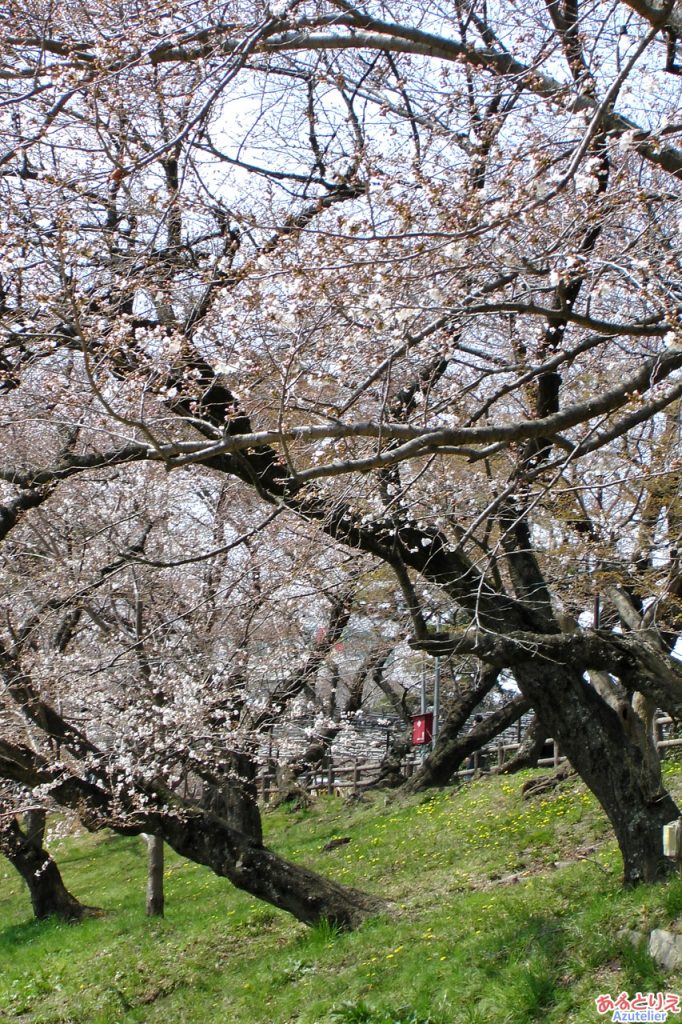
[411,713,433,746]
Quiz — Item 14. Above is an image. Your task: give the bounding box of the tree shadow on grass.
[471,913,579,1022]
[0,913,70,947]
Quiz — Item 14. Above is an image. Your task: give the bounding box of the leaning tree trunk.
[0,810,86,921]
[515,661,679,884]
[170,754,384,926]
[0,740,387,931]
[144,807,386,929]
[403,693,530,794]
[496,714,549,774]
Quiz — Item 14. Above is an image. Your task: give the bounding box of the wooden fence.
[259,760,383,802]
[258,715,682,802]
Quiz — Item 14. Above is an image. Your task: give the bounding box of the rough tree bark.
[0,803,87,921]
[145,834,164,917]
[158,807,384,928]
[515,660,677,884]
[23,807,47,847]
[198,749,263,841]
[0,741,386,930]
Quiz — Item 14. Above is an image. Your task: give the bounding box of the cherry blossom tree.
[0,462,395,923]
[3,0,682,912]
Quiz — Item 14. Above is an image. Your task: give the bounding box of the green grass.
[2,766,682,1023]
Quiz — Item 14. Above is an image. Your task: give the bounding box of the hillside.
[3,766,682,1024]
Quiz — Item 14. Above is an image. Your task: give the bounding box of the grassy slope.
[3,766,682,1024]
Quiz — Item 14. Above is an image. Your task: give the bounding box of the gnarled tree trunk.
[0,741,387,930]
[0,807,86,921]
[158,808,386,928]
[515,661,678,884]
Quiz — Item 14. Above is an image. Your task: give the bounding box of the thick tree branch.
[0,738,385,928]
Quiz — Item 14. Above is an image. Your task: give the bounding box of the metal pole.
[420,654,427,715]
[433,619,441,748]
